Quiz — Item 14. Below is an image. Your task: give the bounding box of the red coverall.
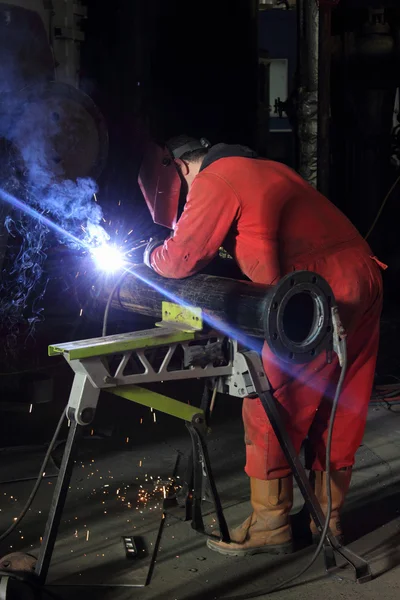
[149,155,383,480]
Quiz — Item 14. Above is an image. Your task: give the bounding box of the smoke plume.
[0,84,107,354]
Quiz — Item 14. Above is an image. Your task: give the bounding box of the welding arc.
[222,337,348,600]
[0,407,67,543]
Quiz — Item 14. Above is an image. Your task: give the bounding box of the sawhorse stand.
[28,303,371,588]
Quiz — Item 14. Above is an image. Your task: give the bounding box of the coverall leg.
[243,249,383,480]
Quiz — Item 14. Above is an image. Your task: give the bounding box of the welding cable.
[102,270,130,337]
[364,173,400,241]
[222,336,348,600]
[0,406,67,543]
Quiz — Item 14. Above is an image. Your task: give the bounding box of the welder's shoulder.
[198,156,263,192]
[203,156,291,182]
[198,157,292,200]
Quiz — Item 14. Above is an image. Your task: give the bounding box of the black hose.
[102,270,130,337]
[0,407,67,543]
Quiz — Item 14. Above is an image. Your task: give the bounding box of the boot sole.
[206,538,294,557]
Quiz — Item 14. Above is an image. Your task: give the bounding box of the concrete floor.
[1,394,400,600]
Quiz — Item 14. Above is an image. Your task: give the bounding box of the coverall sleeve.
[149,172,241,279]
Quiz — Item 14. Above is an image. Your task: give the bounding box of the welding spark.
[91,244,125,273]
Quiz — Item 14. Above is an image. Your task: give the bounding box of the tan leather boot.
[310,467,352,542]
[207,476,293,556]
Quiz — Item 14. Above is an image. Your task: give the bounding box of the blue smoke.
[0,7,112,358]
[0,91,108,354]
[0,213,48,351]
[0,187,90,248]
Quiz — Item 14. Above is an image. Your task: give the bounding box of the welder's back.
[207,156,372,287]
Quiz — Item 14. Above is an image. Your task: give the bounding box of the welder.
[138,135,383,557]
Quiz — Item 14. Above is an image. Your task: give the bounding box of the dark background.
[80,1,400,261]
[79,0,260,235]
[1,1,400,446]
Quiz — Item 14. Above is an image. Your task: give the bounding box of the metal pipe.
[297,0,319,187]
[97,265,335,364]
[105,265,270,338]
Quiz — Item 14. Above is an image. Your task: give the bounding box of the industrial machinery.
[0,268,372,595]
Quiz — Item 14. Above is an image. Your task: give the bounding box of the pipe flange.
[264,271,334,363]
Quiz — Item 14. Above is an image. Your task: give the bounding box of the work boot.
[310,467,352,543]
[207,476,293,557]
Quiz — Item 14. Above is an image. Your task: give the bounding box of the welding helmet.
[138,136,210,230]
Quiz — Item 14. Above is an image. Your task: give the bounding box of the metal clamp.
[332,305,347,367]
[66,372,100,426]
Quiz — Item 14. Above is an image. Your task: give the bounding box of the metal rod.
[145,512,167,586]
[35,420,83,584]
[192,423,230,543]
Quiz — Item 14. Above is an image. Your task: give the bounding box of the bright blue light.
[0,187,85,248]
[91,244,125,273]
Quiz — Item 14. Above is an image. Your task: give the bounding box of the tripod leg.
[35,373,99,585]
[186,423,206,534]
[192,423,230,543]
[176,385,212,517]
[35,419,83,584]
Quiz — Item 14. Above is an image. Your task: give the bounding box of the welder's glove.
[144,238,164,269]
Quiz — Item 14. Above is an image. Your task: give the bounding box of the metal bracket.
[228,350,268,398]
[157,301,203,332]
[332,305,346,367]
[67,372,100,425]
